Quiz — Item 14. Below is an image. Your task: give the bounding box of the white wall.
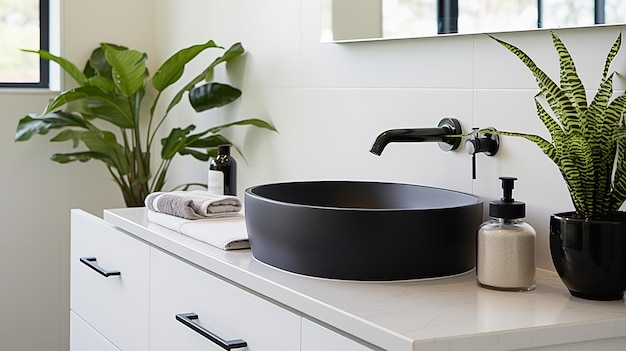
[152,0,626,274]
[1,1,624,350]
[0,1,155,350]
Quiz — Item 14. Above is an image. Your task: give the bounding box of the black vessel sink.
[244,181,483,281]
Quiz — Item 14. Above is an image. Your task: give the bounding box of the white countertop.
[104,207,626,351]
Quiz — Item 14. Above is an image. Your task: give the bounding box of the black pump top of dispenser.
[218,144,231,155]
[490,176,526,219]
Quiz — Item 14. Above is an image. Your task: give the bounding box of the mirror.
[321,0,626,42]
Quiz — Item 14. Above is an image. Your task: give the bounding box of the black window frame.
[0,0,50,88]
[438,0,610,34]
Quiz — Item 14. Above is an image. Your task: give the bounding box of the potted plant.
[488,31,626,300]
[15,40,276,207]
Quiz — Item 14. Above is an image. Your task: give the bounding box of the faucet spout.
[369,118,462,155]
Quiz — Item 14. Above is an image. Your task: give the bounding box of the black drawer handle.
[79,257,121,277]
[175,312,247,350]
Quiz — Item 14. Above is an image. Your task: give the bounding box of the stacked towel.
[144,190,248,250]
[147,211,249,250]
[145,190,242,219]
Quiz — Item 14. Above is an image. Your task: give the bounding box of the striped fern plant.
[489,31,626,220]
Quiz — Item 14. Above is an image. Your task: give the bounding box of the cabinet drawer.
[70,210,149,351]
[302,318,375,350]
[150,248,301,351]
[70,311,120,351]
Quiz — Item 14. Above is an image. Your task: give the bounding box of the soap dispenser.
[477,177,536,291]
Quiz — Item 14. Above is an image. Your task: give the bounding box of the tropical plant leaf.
[585,73,613,138]
[207,118,277,134]
[187,134,231,149]
[563,134,595,212]
[45,86,135,128]
[203,42,245,81]
[22,49,87,84]
[85,95,136,129]
[182,135,235,161]
[551,32,587,118]
[602,33,622,81]
[533,97,564,149]
[188,83,242,112]
[160,125,198,160]
[15,111,89,141]
[81,130,129,174]
[50,129,85,148]
[177,148,213,161]
[51,151,100,163]
[610,128,626,211]
[104,46,147,97]
[163,43,246,114]
[152,40,221,92]
[84,76,117,91]
[584,74,614,193]
[88,43,128,77]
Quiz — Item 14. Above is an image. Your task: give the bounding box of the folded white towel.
[147,210,249,250]
[145,190,242,220]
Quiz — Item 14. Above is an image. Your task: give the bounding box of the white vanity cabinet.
[149,247,301,351]
[70,209,305,351]
[70,210,150,351]
[70,311,120,351]
[301,318,373,351]
[70,208,626,351]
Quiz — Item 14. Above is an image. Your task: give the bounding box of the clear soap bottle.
[208,145,237,196]
[477,177,536,291]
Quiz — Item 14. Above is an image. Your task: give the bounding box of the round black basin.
[244,181,483,281]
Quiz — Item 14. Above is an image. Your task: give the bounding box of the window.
[0,0,49,88]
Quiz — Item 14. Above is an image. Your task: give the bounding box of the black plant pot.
[550,212,626,301]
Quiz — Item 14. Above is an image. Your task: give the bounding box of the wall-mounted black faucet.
[369,118,463,155]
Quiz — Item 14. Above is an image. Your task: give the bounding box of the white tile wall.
[154,0,626,273]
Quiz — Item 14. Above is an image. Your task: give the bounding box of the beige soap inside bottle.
[477,176,536,291]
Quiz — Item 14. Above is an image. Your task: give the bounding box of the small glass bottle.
[208,145,237,196]
[477,177,536,291]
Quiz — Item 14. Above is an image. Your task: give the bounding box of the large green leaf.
[152,40,220,92]
[51,151,100,164]
[84,76,117,92]
[610,128,626,211]
[163,43,246,114]
[50,129,85,148]
[81,130,129,173]
[202,42,245,81]
[585,73,613,140]
[182,135,234,161]
[22,49,87,84]
[207,118,277,134]
[85,95,136,129]
[188,83,242,112]
[551,32,587,118]
[186,134,232,149]
[87,43,128,78]
[104,46,147,97]
[602,33,622,81]
[45,86,135,128]
[15,111,89,141]
[160,125,198,160]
